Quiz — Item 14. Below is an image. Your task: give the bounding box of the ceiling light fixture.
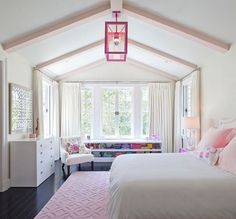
[105,11,128,62]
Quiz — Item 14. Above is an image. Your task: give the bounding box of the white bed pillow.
[218,136,236,175]
[191,146,222,165]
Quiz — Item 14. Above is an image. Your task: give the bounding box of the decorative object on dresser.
[60,137,94,175]
[10,138,55,187]
[9,83,33,134]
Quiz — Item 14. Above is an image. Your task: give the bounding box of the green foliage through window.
[81,89,93,136]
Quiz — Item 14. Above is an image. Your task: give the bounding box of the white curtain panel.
[60,83,81,137]
[174,81,182,152]
[52,81,59,137]
[149,83,173,153]
[191,70,201,144]
[33,69,44,137]
[52,81,60,160]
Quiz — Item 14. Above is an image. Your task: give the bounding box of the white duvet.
[108,153,236,219]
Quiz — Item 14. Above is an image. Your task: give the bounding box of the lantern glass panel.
[105,22,128,54]
[106,54,126,61]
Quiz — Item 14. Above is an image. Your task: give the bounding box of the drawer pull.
[40,171,43,175]
[40,152,43,155]
[40,144,42,147]
[50,147,53,150]
[40,160,43,164]
[50,155,53,158]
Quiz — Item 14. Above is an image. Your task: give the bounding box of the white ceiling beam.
[54,59,106,81]
[37,38,197,71]
[110,0,123,12]
[2,3,110,52]
[129,39,197,69]
[55,57,178,82]
[124,3,230,53]
[127,58,179,81]
[36,40,103,69]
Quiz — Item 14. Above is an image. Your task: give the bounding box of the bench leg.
[78,164,81,171]
[67,165,70,176]
[91,161,94,171]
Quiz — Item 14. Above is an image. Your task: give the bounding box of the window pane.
[142,87,149,136]
[118,89,132,112]
[142,112,148,136]
[81,89,93,137]
[183,84,192,117]
[118,89,132,136]
[119,112,131,136]
[102,89,116,137]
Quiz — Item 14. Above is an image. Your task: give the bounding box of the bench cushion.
[66,153,94,166]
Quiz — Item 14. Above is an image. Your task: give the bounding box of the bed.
[108,119,236,219]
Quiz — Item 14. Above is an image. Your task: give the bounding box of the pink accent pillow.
[197,127,234,149]
[66,143,79,154]
[218,136,236,175]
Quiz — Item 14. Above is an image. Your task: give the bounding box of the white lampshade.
[182,117,200,129]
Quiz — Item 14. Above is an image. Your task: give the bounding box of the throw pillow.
[218,136,236,175]
[197,127,234,150]
[66,143,79,154]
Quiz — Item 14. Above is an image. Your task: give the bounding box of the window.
[102,88,116,137]
[102,88,133,138]
[42,80,52,137]
[118,88,133,137]
[81,84,149,139]
[81,88,93,137]
[183,83,192,117]
[182,81,193,139]
[141,87,149,137]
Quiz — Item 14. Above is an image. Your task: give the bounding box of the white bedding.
[108,153,236,219]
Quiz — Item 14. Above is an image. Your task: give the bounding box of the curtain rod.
[60,80,173,84]
[180,67,201,81]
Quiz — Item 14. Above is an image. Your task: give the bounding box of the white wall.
[201,43,236,133]
[8,53,32,89]
[7,52,33,141]
[0,48,8,192]
[0,46,32,192]
[60,61,175,82]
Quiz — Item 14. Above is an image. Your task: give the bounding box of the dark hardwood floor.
[0,160,111,219]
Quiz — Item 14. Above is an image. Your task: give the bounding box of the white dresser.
[10,137,55,187]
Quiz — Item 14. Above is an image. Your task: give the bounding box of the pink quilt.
[35,172,109,219]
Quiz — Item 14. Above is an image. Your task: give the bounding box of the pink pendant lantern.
[105,11,128,62]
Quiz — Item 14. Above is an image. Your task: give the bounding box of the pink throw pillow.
[197,127,234,149]
[218,136,236,175]
[66,143,79,154]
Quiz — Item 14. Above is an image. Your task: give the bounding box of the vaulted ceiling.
[0,0,236,80]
